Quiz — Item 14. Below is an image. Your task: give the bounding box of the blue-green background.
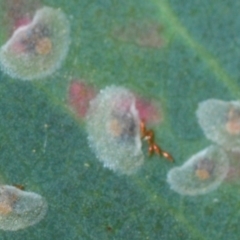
[0,0,240,239]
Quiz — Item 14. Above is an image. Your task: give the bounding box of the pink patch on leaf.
[5,0,40,34]
[14,16,32,30]
[69,82,162,125]
[135,97,162,124]
[8,26,31,54]
[69,81,96,119]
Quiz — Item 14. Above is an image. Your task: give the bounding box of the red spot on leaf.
[68,81,96,119]
[14,16,32,30]
[4,0,40,34]
[113,21,164,48]
[69,81,162,125]
[135,97,162,124]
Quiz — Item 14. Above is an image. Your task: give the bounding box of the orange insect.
[140,121,173,162]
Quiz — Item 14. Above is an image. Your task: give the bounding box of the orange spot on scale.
[35,37,52,55]
[109,119,123,137]
[195,169,210,180]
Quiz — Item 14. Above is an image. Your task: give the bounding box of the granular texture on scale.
[86,86,144,175]
[0,6,70,80]
[0,185,47,231]
[167,145,229,196]
[197,99,240,151]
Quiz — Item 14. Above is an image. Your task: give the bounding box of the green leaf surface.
[0,0,239,239]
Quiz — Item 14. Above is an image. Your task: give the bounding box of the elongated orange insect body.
[140,121,173,162]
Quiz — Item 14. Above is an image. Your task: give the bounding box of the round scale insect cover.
[0,6,70,80]
[196,99,240,151]
[0,185,47,231]
[167,145,229,196]
[86,86,144,175]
